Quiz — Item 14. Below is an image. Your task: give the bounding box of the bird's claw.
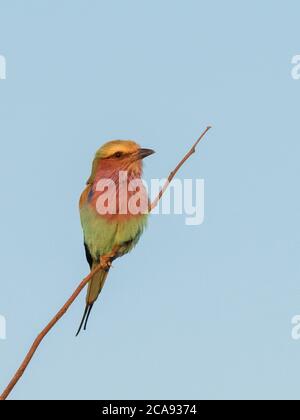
[100,255,113,270]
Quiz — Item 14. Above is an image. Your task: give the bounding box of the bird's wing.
[84,242,93,269]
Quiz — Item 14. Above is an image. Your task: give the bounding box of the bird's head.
[87,140,155,184]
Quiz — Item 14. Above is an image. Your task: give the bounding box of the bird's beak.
[137,148,155,160]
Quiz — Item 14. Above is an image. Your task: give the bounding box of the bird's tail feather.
[76,268,109,336]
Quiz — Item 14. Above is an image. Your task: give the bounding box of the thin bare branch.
[0,126,211,401]
[0,264,103,401]
[149,126,211,211]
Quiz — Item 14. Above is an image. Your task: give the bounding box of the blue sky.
[0,0,300,400]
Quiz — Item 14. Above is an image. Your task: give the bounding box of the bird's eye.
[114,152,123,158]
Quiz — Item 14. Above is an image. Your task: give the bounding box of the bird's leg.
[99,252,115,270]
[99,255,112,270]
[99,245,122,270]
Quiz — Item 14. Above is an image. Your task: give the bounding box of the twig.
[0,126,211,401]
[0,263,105,401]
[149,126,211,211]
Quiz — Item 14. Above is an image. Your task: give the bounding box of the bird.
[76,140,155,335]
